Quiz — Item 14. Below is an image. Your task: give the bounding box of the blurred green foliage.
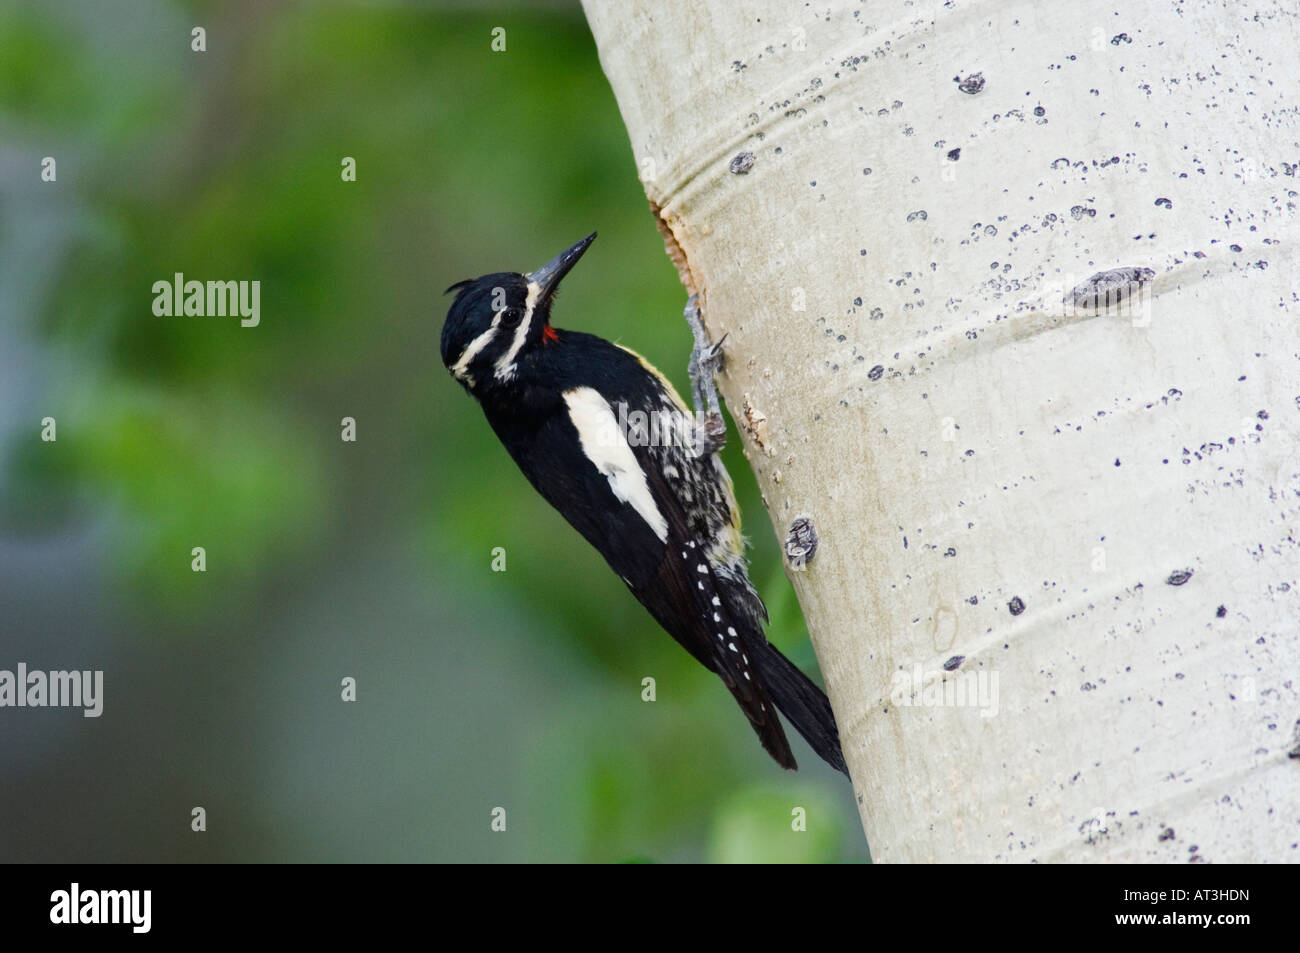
[0,0,865,862]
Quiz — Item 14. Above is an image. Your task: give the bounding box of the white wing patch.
[563,386,669,542]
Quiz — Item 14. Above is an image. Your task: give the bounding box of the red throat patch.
[542,324,559,343]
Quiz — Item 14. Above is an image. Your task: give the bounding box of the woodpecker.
[441,233,848,776]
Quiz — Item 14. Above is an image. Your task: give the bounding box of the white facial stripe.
[494,281,542,381]
[452,311,504,384]
[563,387,669,541]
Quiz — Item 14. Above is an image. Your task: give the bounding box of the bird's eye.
[500,308,521,327]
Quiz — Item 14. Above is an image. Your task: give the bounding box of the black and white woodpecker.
[441,233,848,776]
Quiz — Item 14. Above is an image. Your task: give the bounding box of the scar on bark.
[650,200,727,453]
[650,199,698,297]
[785,517,819,571]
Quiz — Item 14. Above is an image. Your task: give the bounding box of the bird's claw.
[685,296,727,456]
[699,334,727,374]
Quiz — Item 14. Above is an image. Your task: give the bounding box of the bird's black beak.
[528,232,596,299]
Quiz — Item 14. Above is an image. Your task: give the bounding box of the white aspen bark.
[581,0,1300,861]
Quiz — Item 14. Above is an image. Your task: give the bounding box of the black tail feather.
[751,640,850,776]
[721,677,797,771]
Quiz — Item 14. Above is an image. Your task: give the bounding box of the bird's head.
[441,232,595,392]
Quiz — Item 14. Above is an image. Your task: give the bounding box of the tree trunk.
[581,0,1300,861]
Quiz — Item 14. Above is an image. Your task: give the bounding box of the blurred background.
[0,0,866,862]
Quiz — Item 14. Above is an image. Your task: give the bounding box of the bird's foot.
[685,294,727,456]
